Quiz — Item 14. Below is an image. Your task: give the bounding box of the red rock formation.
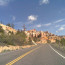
[25,29,60,43]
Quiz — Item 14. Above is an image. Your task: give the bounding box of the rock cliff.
[25,29,62,43]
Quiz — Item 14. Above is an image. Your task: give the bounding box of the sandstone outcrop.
[25,29,62,43]
[0,24,17,34]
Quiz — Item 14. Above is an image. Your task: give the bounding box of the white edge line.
[49,45,65,59]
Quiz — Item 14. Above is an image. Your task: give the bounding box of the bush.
[6,23,14,28]
[0,34,14,45]
[6,23,11,27]
[33,37,40,42]
[0,26,4,34]
[60,38,65,46]
[0,31,27,46]
[56,39,59,44]
[56,39,65,46]
[11,31,27,45]
[47,40,51,43]
[27,37,33,45]
[0,28,34,46]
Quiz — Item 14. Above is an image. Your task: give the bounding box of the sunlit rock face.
[25,29,62,44]
[0,24,17,34]
[0,24,62,44]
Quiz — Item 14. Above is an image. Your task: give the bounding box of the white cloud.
[40,0,49,5]
[59,27,65,31]
[28,15,38,22]
[12,16,16,21]
[54,19,65,24]
[36,24,42,28]
[44,23,51,26]
[56,31,58,33]
[0,0,12,6]
[56,25,65,33]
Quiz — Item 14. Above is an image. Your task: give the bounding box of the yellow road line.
[6,46,41,65]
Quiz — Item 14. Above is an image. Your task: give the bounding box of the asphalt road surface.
[0,44,65,65]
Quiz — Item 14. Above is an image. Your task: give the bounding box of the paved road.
[0,44,65,65]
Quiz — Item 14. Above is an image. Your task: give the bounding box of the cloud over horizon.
[0,0,12,6]
[40,0,49,5]
[54,19,65,24]
[36,24,42,28]
[56,25,65,33]
[44,23,51,26]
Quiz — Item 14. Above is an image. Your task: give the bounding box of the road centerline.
[6,46,41,65]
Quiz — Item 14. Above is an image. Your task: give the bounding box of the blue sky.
[0,0,65,35]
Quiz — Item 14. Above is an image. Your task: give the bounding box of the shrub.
[0,29,33,46]
[47,40,51,43]
[56,39,59,43]
[12,31,27,45]
[0,26,4,34]
[33,37,40,42]
[60,38,65,46]
[27,37,32,45]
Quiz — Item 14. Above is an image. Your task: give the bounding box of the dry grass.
[0,45,35,53]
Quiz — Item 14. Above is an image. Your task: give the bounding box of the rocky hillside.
[0,24,64,44]
[25,29,63,43]
[0,24,17,34]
